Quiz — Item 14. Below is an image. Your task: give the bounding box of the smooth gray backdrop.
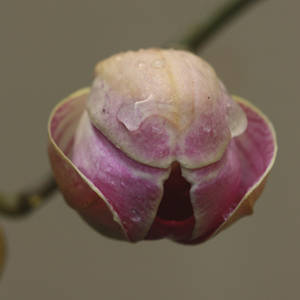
[0,0,298,299]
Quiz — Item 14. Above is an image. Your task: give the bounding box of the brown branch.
[0,176,57,217]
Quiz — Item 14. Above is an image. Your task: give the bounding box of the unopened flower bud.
[48,49,277,244]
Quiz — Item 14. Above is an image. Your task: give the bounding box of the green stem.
[0,0,264,218]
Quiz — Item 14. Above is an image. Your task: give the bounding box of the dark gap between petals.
[157,161,193,221]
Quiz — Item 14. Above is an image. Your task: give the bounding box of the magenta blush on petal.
[182,141,241,241]
[87,77,176,168]
[122,115,173,164]
[178,109,231,168]
[147,96,277,244]
[71,111,170,242]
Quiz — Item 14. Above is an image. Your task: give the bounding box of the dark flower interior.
[157,162,193,221]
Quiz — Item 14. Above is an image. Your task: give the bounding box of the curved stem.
[0,176,57,217]
[175,0,264,52]
[0,0,264,218]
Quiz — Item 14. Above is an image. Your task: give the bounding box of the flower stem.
[0,176,57,217]
[175,0,264,52]
[0,0,264,217]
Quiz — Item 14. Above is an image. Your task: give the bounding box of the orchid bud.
[48,49,277,244]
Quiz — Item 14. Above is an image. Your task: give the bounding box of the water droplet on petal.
[117,95,155,131]
[120,180,126,187]
[203,126,211,133]
[226,99,247,137]
[137,61,146,68]
[131,209,141,222]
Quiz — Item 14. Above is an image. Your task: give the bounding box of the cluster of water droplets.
[135,58,165,69]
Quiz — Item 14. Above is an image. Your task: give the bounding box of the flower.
[48,49,277,244]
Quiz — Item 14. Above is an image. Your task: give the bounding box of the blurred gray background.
[0,0,298,299]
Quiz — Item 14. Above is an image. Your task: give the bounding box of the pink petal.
[48,89,127,240]
[71,113,170,242]
[182,96,277,244]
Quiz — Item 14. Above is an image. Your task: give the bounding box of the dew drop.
[203,126,211,133]
[137,61,146,68]
[226,99,247,137]
[226,101,232,108]
[120,180,126,187]
[131,209,141,222]
[117,94,154,131]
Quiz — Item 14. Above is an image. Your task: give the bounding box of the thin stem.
[0,0,264,218]
[177,0,264,52]
[0,176,57,217]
